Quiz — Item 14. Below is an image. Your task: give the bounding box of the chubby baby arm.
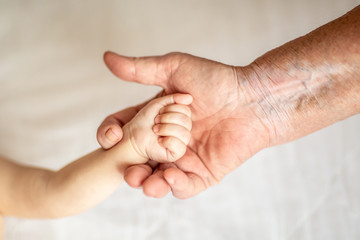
[44,93,193,217]
[0,94,192,219]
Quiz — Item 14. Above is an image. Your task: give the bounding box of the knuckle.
[185,132,191,143]
[156,124,166,135]
[181,130,191,142]
[161,124,170,133]
[163,137,175,151]
[179,113,188,122]
[183,106,191,117]
[161,113,173,122]
[164,113,180,124]
[174,113,191,127]
[185,117,192,129]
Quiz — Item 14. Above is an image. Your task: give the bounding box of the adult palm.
[98,52,271,199]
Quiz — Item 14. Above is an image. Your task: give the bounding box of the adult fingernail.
[167,177,174,185]
[105,129,119,142]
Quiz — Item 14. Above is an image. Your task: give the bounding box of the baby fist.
[123,94,193,163]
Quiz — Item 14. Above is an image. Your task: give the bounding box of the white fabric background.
[0,0,359,239]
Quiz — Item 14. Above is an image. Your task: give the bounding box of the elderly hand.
[97,52,272,199]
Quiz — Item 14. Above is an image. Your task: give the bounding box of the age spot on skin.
[295,82,334,113]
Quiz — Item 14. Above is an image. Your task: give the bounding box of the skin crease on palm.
[97,5,360,199]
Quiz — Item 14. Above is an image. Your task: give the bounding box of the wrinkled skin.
[97,6,360,199]
[97,52,270,199]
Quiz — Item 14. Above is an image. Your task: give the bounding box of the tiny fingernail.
[153,125,160,133]
[154,115,161,124]
[105,129,119,142]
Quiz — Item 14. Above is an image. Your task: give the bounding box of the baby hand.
[121,93,193,163]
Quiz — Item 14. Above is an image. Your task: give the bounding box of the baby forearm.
[41,140,140,218]
[0,157,53,217]
[44,149,125,218]
[0,140,141,219]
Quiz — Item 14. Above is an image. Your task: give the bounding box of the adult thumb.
[103,51,169,88]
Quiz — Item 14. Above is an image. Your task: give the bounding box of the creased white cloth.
[0,0,359,239]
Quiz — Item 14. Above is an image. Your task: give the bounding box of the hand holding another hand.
[97,52,272,199]
[121,93,193,164]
